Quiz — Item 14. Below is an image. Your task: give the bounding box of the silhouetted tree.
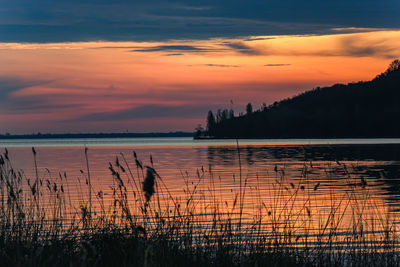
[377,59,400,79]
[216,109,222,123]
[206,110,215,135]
[262,103,267,111]
[246,103,253,115]
[229,109,235,119]
[195,124,204,137]
[221,109,228,121]
[388,59,400,72]
[216,109,231,123]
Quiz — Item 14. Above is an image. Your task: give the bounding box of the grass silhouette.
[0,147,398,266]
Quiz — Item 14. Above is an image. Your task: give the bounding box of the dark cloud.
[126,35,400,58]
[7,101,84,113]
[75,104,222,122]
[131,45,215,53]
[0,77,47,99]
[287,35,400,58]
[224,42,262,55]
[245,34,400,59]
[89,46,140,49]
[163,53,184,56]
[337,35,400,58]
[0,0,399,42]
[1,91,84,114]
[187,63,240,67]
[204,64,240,68]
[244,37,277,42]
[264,64,291,67]
[0,76,82,114]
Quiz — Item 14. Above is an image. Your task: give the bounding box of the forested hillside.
[203,60,400,138]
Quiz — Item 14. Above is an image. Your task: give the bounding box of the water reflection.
[205,144,400,211]
[2,141,400,241]
[206,144,400,164]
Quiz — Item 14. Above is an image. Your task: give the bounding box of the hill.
[203,60,400,138]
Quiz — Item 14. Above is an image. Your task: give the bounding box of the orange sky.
[1,29,400,134]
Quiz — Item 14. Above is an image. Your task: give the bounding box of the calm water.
[2,137,400,242]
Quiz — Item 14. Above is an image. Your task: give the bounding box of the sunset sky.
[1,0,400,134]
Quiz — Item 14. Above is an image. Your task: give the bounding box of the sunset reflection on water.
[2,139,400,247]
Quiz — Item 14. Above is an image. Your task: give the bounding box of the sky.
[1,0,400,134]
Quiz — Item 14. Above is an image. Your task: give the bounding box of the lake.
[1,137,400,247]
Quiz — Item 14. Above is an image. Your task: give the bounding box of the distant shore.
[0,132,194,139]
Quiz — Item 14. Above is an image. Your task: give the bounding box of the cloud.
[0,76,84,115]
[0,76,50,99]
[287,34,400,58]
[236,32,400,59]
[93,30,400,59]
[163,53,184,56]
[1,0,399,42]
[244,37,277,42]
[187,63,240,67]
[90,46,140,49]
[1,91,85,115]
[7,101,84,113]
[204,64,240,68]
[187,63,240,68]
[331,27,394,33]
[131,45,216,53]
[75,104,222,122]
[224,41,262,55]
[264,64,291,67]
[337,35,400,58]
[173,4,213,11]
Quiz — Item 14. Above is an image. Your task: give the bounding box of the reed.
[0,147,398,266]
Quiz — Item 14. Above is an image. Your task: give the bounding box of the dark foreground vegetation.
[0,147,399,266]
[201,59,400,139]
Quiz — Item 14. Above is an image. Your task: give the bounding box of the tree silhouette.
[262,103,267,111]
[194,124,204,137]
[206,110,216,135]
[388,59,400,72]
[229,109,234,119]
[246,103,253,115]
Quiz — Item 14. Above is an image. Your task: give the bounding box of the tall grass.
[0,147,399,266]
